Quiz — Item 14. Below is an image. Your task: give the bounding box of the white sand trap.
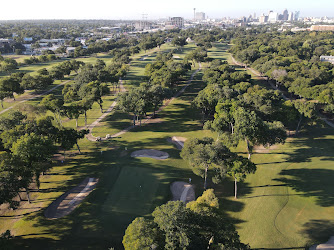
[173,55,180,59]
[170,181,195,204]
[168,136,187,150]
[131,149,169,160]
[310,236,334,250]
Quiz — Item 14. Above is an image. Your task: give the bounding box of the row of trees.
[181,137,256,198]
[0,111,87,208]
[144,52,191,88]
[123,189,250,249]
[118,51,193,125]
[118,83,172,125]
[0,59,84,108]
[41,59,127,128]
[0,57,18,73]
[193,60,316,160]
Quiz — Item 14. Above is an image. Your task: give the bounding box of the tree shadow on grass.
[300,219,334,246]
[284,125,334,164]
[274,168,334,207]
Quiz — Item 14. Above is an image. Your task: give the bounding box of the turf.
[1,42,334,250]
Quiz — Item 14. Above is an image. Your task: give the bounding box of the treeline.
[0,56,18,73]
[117,51,192,124]
[40,58,128,128]
[0,110,88,207]
[192,59,315,159]
[0,56,129,209]
[230,30,334,112]
[0,59,84,107]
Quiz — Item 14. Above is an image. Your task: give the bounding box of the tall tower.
[193,8,196,20]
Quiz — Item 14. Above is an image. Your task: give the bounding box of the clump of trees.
[123,189,250,249]
[192,60,288,159]
[230,30,334,113]
[144,52,191,88]
[118,83,172,125]
[181,137,256,198]
[0,111,88,207]
[0,57,18,73]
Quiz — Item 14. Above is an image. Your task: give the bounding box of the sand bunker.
[253,144,278,153]
[131,149,169,160]
[44,177,98,219]
[170,181,195,204]
[310,236,334,250]
[168,136,187,150]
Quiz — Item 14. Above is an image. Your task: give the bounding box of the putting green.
[103,166,164,215]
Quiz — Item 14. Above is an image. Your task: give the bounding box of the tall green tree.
[181,137,233,189]
[226,158,256,199]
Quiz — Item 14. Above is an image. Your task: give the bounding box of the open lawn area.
[1,43,334,250]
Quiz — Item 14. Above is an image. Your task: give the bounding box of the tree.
[118,88,146,126]
[139,83,171,118]
[57,128,88,160]
[271,69,287,88]
[123,190,250,250]
[79,81,110,113]
[172,36,187,50]
[0,154,25,208]
[192,84,223,123]
[153,201,192,249]
[293,100,316,135]
[80,97,94,126]
[41,94,64,126]
[226,158,256,199]
[123,217,162,250]
[11,133,54,198]
[64,102,85,128]
[233,107,286,159]
[0,76,24,101]
[181,137,234,189]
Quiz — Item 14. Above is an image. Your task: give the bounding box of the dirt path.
[0,79,72,115]
[230,55,334,129]
[44,177,98,219]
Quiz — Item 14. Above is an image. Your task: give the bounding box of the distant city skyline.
[1,0,334,20]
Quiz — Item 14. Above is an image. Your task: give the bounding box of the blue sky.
[1,0,333,20]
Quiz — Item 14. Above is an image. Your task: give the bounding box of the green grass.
[1,42,334,250]
[103,167,164,215]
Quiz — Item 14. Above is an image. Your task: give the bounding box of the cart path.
[85,79,125,141]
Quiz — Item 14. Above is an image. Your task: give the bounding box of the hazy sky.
[1,0,333,20]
